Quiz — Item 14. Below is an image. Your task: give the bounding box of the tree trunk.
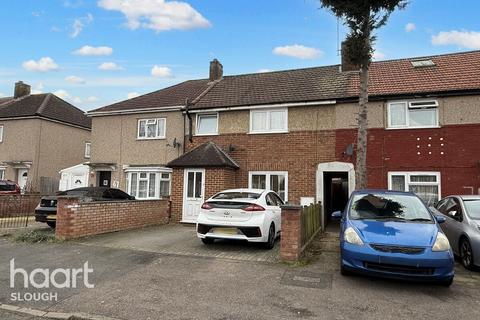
[355,63,369,190]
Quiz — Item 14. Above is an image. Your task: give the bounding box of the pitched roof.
[0,93,91,129]
[88,50,480,114]
[167,141,239,169]
[192,50,480,109]
[89,79,211,113]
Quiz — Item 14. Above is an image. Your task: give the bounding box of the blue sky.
[0,0,479,111]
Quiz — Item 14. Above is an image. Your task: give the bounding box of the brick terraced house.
[0,81,91,194]
[91,52,480,224]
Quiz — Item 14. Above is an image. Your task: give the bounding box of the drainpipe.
[184,98,193,147]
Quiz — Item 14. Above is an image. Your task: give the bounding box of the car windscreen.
[212,192,261,200]
[349,193,433,222]
[464,200,480,220]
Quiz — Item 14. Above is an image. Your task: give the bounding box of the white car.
[196,189,284,249]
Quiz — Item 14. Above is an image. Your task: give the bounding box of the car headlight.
[344,227,364,246]
[432,232,450,252]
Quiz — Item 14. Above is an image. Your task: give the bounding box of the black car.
[35,187,135,228]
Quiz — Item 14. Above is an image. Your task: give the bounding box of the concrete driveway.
[77,224,280,263]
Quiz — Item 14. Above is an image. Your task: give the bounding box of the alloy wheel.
[460,240,473,269]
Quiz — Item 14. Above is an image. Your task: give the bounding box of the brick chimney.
[14,81,31,99]
[209,59,223,81]
[341,42,359,72]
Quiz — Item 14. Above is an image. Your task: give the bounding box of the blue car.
[332,190,455,286]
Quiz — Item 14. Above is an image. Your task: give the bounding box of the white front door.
[182,169,205,223]
[17,169,28,191]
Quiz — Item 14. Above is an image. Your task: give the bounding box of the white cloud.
[99,62,123,70]
[86,96,100,102]
[73,45,113,56]
[273,44,322,59]
[432,30,480,49]
[151,65,172,78]
[65,75,86,84]
[31,83,44,94]
[22,57,59,72]
[0,92,5,97]
[98,0,211,32]
[71,13,93,38]
[54,89,84,104]
[53,90,71,100]
[405,23,416,32]
[373,50,386,60]
[257,69,272,73]
[127,92,140,99]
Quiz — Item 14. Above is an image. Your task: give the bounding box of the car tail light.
[201,202,213,210]
[243,204,265,211]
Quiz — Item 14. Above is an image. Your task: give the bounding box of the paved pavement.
[77,224,280,263]
[0,227,479,320]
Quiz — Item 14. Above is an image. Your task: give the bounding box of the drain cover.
[281,271,332,289]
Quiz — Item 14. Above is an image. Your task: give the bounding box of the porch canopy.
[167,141,239,169]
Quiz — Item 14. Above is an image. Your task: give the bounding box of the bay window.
[250,108,288,133]
[137,118,166,139]
[126,169,171,199]
[388,172,441,206]
[387,100,438,129]
[249,171,288,201]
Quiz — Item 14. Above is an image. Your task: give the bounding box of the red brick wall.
[336,124,480,195]
[55,197,171,240]
[0,194,41,217]
[187,130,336,203]
[170,167,237,222]
[280,205,302,261]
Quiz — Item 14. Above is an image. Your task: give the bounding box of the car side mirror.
[434,214,447,224]
[331,211,342,220]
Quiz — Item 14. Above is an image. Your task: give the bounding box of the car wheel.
[46,221,56,229]
[439,277,453,287]
[340,264,352,276]
[263,224,276,250]
[460,238,474,270]
[201,238,214,245]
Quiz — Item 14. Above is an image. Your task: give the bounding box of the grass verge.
[13,229,61,244]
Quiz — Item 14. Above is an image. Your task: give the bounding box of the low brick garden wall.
[0,194,41,217]
[280,203,323,262]
[56,197,171,240]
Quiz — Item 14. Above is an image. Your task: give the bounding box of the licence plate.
[212,228,238,235]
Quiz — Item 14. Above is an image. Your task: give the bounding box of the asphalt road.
[0,233,479,320]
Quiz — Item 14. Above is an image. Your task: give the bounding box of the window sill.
[248,130,289,135]
[194,133,219,137]
[136,137,166,141]
[385,126,441,130]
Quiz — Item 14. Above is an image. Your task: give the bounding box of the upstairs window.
[84,142,91,159]
[138,118,166,139]
[388,100,438,129]
[0,168,5,180]
[0,125,3,142]
[250,108,288,134]
[196,113,218,135]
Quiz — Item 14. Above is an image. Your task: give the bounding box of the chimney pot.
[341,42,360,72]
[209,59,223,81]
[14,81,31,99]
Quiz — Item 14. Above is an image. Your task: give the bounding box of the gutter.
[185,100,337,113]
[87,105,183,117]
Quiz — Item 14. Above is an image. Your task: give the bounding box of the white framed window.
[126,169,171,200]
[388,171,441,206]
[0,125,3,142]
[387,100,439,129]
[137,118,166,139]
[196,113,218,135]
[248,171,288,201]
[249,108,288,134]
[0,168,5,180]
[84,142,91,159]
